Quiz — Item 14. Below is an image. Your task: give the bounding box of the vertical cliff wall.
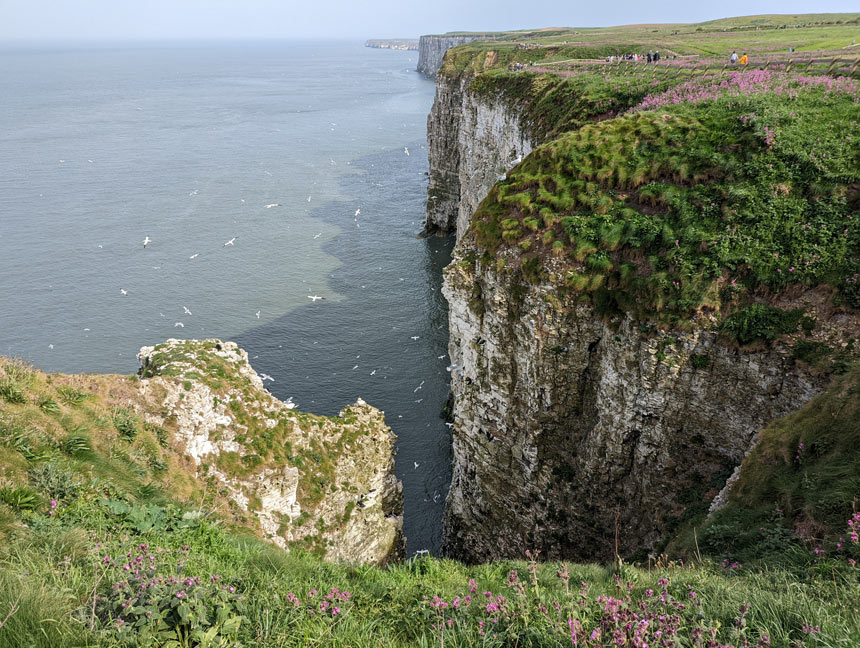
[441,253,831,562]
[417,35,485,78]
[425,73,534,236]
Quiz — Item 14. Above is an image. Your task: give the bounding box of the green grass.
[668,365,860,566]
[466,74,860,327]
[0,358,858,646]
[0,502,858,647]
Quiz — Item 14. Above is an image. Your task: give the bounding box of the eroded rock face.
[441,249,828,563]
[137,339,403,565]
[425,73,533,236]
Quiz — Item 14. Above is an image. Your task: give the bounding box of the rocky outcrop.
[441,249,833,563]
[425,73,534,236]
[137,339,403,565]
[418,35,490,78]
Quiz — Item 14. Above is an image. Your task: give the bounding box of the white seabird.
[224,237,236,246]
[189,253,199,259]
[183,306,192,315]
[307,295,324,301]
[142,236,151,248]
[265,203,280,208]
[120,289,127,296]
[404,147,409,156]
[255,310,261,319]
[260,373,275,382]
[174,322,184,328]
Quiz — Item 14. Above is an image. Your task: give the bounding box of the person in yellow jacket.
[739,53,749,65]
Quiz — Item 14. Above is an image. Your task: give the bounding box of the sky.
[1,0,858,42]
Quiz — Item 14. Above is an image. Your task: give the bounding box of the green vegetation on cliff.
[0,343,403,567]
[471,74,859,329]
[669,364,860,568]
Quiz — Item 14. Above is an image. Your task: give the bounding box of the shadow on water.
[235,138,454,555]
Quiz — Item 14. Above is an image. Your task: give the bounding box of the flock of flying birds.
[132,207,338,326]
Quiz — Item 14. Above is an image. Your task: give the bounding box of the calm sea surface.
[0,41,452,553]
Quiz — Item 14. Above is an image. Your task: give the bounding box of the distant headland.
[365,39,419,51]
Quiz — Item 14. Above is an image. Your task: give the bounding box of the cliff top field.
[432,13,860,76]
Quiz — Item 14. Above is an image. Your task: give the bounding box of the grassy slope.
[469,76,860,329]
[667,365,860,566]
[2,484,859,647]
[0,345,399,563]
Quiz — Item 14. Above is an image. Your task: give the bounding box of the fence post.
[827,59,837,74]
[805,59,814,73]
[785,58,792,72]
[851,59,860,77]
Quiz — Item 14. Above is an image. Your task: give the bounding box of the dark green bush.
[720,305,803,345]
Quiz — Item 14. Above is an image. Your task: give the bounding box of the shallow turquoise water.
[0,41,452,553]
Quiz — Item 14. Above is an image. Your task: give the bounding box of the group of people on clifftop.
[730,51,749,65]
[605,50,671,63]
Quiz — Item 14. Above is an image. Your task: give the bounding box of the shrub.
[1,359,35,385]
[720,305,803,345]
[94,545,245,647]
[792,340,832,365]
[112,407,139,441]
[60,432,92,457]
[28,462,83,501]
[0,381,26,405]
[0,486,42,511]
[37,396,60,413]
[690,354,710,369]
[56,386,90,406]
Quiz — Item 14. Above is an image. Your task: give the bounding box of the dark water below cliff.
[0,41,452,554]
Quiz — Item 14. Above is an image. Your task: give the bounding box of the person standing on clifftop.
[730,51,739,64]
[647,50,653,63]
[739,53,748,65]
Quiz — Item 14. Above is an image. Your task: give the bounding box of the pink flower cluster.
[632,70,860,112]
[284,587,351,617]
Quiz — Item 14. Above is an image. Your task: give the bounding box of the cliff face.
[425,73,533,236]
[417,35,485,78]
[423,58,859,562]
[441,252,831,562]
[136,339,403,564]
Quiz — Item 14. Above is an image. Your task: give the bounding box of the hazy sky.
[1,0,858,41]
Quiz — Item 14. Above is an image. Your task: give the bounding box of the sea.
[0,40,453,554]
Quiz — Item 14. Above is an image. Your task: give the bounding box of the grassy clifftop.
[468,72,860,333]
[436,13,860,78]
